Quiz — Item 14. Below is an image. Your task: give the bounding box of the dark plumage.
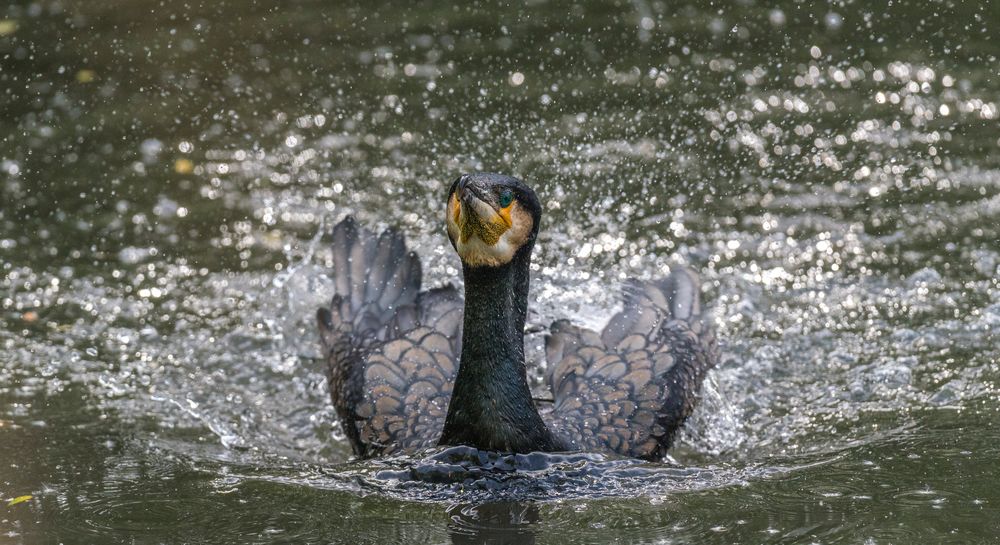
[317,173,717,460]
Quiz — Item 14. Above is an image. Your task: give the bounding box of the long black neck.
[438,245,564,452]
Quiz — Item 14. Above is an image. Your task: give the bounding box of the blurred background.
[1,0,998,543]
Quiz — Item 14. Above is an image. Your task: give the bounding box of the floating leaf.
[0,20,17,36]
[174,158,194,174]
[7,495,32,507]
[76,69,96,83]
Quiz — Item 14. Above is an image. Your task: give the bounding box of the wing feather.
[318,217,462,458]
[544,268,717,460]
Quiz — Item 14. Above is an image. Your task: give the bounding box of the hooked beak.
[451,183,512,246]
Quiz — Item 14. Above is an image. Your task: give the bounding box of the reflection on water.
[2,0,1000,543]
[448,502,539,545]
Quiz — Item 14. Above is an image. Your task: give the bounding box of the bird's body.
[317,173,717,460]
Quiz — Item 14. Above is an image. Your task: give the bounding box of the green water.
[2,0,999,543]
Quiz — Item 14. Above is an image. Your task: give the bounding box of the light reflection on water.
[2,0,1000,543]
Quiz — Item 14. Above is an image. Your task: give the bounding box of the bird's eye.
[499,189,514,208]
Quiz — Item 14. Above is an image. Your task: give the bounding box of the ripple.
[81,496,227,535]
[210,446,808,504]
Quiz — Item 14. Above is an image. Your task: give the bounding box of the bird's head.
[446,173,541,268]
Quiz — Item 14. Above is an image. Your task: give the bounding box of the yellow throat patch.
[447,191,532,267]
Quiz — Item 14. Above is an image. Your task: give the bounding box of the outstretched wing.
[352,288,462,456]
[543,268,717,460]
[317,217,462,458]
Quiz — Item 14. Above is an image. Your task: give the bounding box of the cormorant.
[317,173,717,460]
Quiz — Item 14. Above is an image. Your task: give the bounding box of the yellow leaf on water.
[76,69,96,83]
[7,495,31,507]
[174,158,194,174]
[0,20,18,36]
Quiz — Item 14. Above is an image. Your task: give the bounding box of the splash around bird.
[317,173,717,460]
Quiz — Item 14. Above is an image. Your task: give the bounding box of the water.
[2,0,999,542]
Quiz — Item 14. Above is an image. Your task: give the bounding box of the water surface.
[2,0,999,543]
